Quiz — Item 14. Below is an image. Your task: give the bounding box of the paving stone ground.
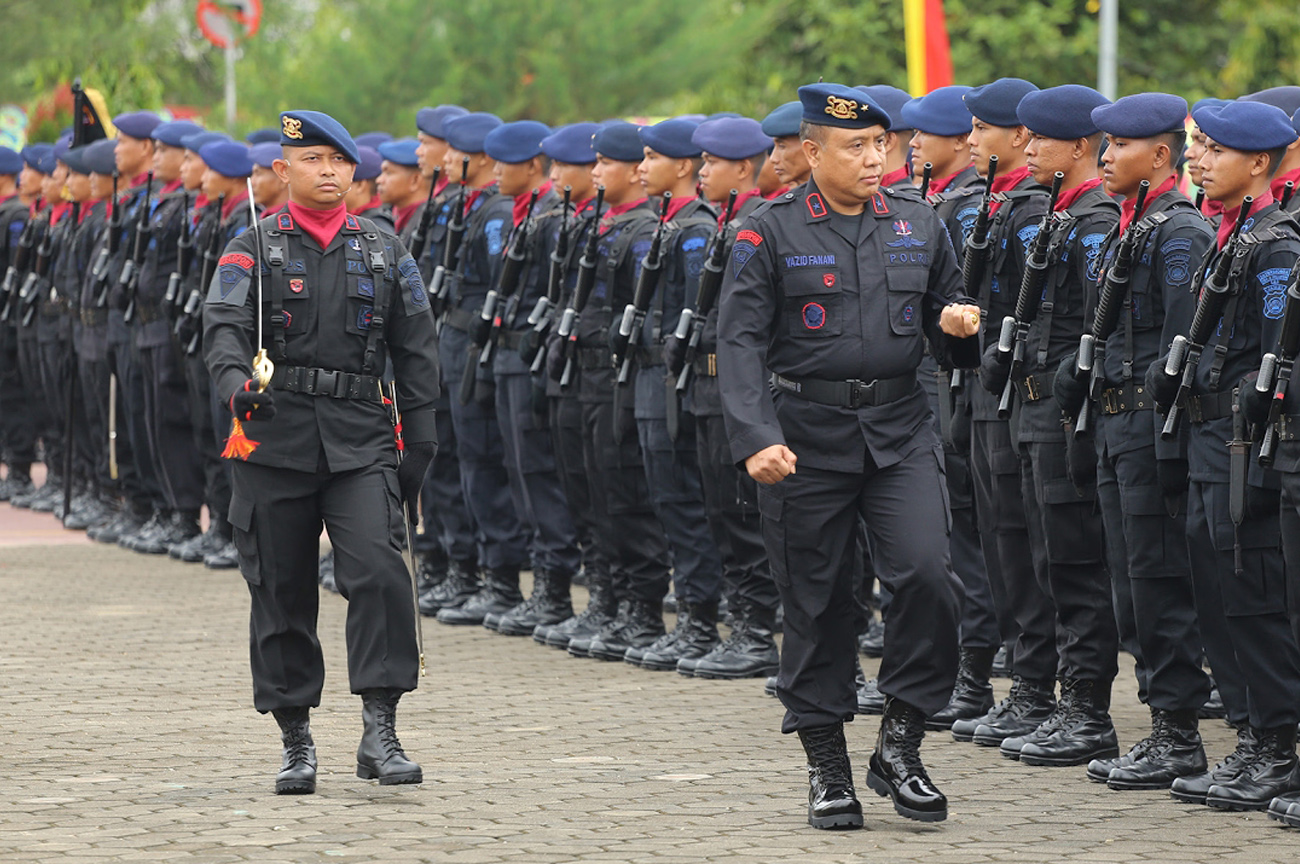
[0,506,1297,863]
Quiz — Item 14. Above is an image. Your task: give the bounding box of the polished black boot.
[796,723,863,830]
[499,570,574,636]
[640,601,720,670]
[568,598,629,658]
[925,646,996,731]
[437,567,523,625]
[414,553,448,615]
[858,617,885,658]
[687,602,779,679]
[272,707,317,794]
[423,558,480,614]
[1170,725,1257,804]
[589,598,664,661]
[857,674,886,715]
[538,572,614,649]
[1106,709,1207,790]
[1267,791,1300,827]
[867,697,948,822]
[1206,724,1300,811]
[968,677,1056,747]
[356,690,422,785]
[1018,678,1119,767]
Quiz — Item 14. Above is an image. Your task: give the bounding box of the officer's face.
[250,164,286,206]
[152,143,185,184]
[769,135,810,185]
[1024,133,1076,186]
[908,131,970,181]
[1186,128,1207,186]
[638,148,688,197]
[1100,135,1162,198]
[698,153,750,203]
[65,171,92,203]
[274,145,357,209]
[803,124,887,210]
[494,158,538,197]
[180,150,206,191]
[377,160,420,205]
[1197,138,1268,205]
[89,172,114,201]
[550,161,595,202]
[757,152,782,196]
[416,133,448,180]
[591,155,640,205]
[967,120,1025,174]
[114,134,153,178]
[40,165,64,203]
[19,165,43,199]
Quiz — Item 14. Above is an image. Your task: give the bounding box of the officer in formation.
[8,82,1300,831]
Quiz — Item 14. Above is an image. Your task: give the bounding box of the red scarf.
[1202,197,1225,220]
[600,197,647,234]
[221,189,250,222]
[663,193,697,222]
[1270,166,1300,202]
[392,201,421,233]
[433,175,450,197]
[349,195,383,218]
[881,165,911,188]
[50,202,71,225]
[1119,175,1177,233]
[718,188,764,227]
[988,166,1032,214]
[513,181,553,227]
[1217,192,1274,250]
[130,172,150,188]
[160,178,184,195]
[288,200,348,249]
[1054,177,1104,212]
[927,168,967,197]
[261,202,287,218]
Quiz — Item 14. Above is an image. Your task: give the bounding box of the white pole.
[1098,0,1118,100]
[225,40,237,133]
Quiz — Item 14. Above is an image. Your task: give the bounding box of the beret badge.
[282,116,304,140]
[825,96,860,121]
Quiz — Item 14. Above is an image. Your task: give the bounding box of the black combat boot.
[355,689,422,785]
[857,671,886,716]
[796,723,863,830]
[970,677,1056,748]
[484,571,542,632]
[925,646,996,731]
[272,707,316,794]
[422,558,480,614]
[1105,709,1207,790]
[138,510,201,555]
[497,570,574,636]
[639,601,720,670]
[1206,724,1300,810]
[568,598,629,658]
[171,514,227,562]
[867,697,948,822]
[1198,680,1226,719]
[858,617,885,658]
[764,676,778,696]
[1267,791,1300,827]
[590,597,664,661]
[437,567,523,625]
[1018,678,1119,766]
[1170,725,1258,804]
[538,572,614,649]
[687,601,779,679]
[1088,704,1158,783]
[414,553,448,613]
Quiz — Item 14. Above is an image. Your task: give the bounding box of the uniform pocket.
[884,266,926,336]
[757,482,788,588]
[782,268,842,339]
[228,492,261,586]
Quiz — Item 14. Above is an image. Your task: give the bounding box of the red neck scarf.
[288,200,348,250]
[1054,177,1104,212]
[988,166,1032,214]
[130,172,150,188]
[718,188,764,227]
[50,202,71,225]
[928,168,966,196]
[221,189,250,222]
[1217,192,1274,250]
[1270,166,1300,203]
[160,178,184,195]
[663,193,696,222]
[392,201,421,233]
[601,197,647,234]
[349,195,383,218]
[881,165,911,188]
[513,181,553,227]
[1119,175,1177,233]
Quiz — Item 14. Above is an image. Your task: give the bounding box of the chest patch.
[289,278,304,294]
[887,220,925,249]
[1259,268,1290,320]
[802,301,826,330]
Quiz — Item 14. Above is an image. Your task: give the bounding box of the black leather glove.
[518,327,542,364]
[978,342,1011,395]
[546,336,566,383]
[396,440,435,526]
[230,380,276,422]
[1053,352,1088,417]
[1065,431,1097,490]
[1145,358,1179,413]
[663,334,687,377]
[1156,458,1189,498]
[1238,376,1272,427]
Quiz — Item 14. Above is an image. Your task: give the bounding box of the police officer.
[344,145,394,232]
[204,109,437,794]
[250,141,290,217]
[1239,87,1300,209]
[760,102,811,196]
[720,83,981,828]
[376,138,426,235]
[1147,99,1300,811]
[857,85,914,191]
[0,145,41,502]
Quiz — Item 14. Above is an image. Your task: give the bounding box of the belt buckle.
[315,369,339,397]
[1186,396,1203,424]
[1101,388,1118,415]
[847,379,867,409]
[1022,375,1039,402]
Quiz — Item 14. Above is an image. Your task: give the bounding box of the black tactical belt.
[271,365,383,402]
[579,346,610,370]
[499,330,524,351]
[693,353,718,378]
[442,306,476,333]
[1275,414,1300,441]
[1099,381,1151,415]
[1013,374,1048,403]
[135,303,165,325]
[1186,389,1234,424]
[771,371,915,409]
[80,308,107,327]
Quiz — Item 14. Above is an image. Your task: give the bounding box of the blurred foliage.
[0,0,1297,139]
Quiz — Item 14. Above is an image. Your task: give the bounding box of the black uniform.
[204,208,439,710]
[0,196,37,485]
[719,179,976,730]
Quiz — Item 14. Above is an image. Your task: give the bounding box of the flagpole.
[225,40,237,132]
[1098,0,1118,100]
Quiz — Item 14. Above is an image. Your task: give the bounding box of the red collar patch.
[871,193,888,215]
[277,212,294,231]
[806,192,827,218]
[345,214,360,231]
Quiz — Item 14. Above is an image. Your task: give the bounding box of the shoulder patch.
[399,256,429,310]
[485,218,506,256]
[1082,232,1107,281]
[737,229,763,246]
[1017,224,1039,252]
[1160,237,1194,288]
[219,252,254,270]
[732,235,760,279]
[1259,268,1290,319]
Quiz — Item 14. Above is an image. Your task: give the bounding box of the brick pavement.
[0,513,1297,863]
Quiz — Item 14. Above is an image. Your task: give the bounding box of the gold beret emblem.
[824,96,860,121]
[282,116,304,140]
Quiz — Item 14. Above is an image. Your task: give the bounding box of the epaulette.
[882,184,924,201]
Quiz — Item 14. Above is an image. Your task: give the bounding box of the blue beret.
[416,105,469,139]
[181,131,231,153]
[113,111,162,140]
[0,146,24,175]
[245,127,279,145]
[1192,97,1230,116]
[355,131,393,148]
[377,137,420,168]
[52,134,72,165]
[857,85,913,129]
[199,141,253,178]
[1091,92,1188,138]
[691,117,772,160]
[1192,101,1298,153]
[640,118,702,158]
[540,122,599,164]
[1242,86,1300,118]
[593,121,644,162]
[37,149,58,175]
[84,139,118,176]
[152,120,205,148]
[22,144,52,172]
[62,144,92,175]
[901,86,973,136]
[484,120,552,164]
[964,78,1039,127]
[444,112,502,154]
[248,141,282,169]
[279,109,359,163]
[1292,109,1300,137]
[799,83,891,131]
[1018,85,1110,139]
[761,101,803,138]
[676,114,708,123]
[354,145,382,181]
[706,111,744,121]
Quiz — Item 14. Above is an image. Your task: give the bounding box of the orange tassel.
[221,417,260,460]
